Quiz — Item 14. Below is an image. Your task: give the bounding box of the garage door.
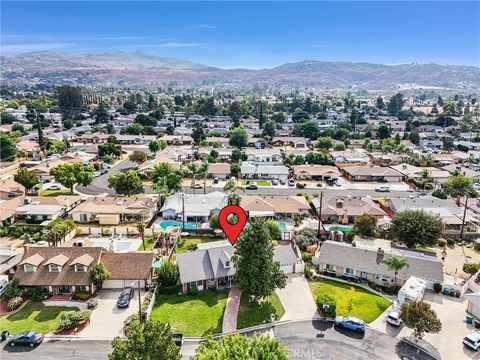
[279,263,293,274]
[103,279,145,289]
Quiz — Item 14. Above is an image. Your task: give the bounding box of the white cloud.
[137,42,203,48]
[1,42,75,54]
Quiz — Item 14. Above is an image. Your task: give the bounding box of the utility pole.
[182,192,185,231]
[317,192,324,239]
[460,195,469,240]
[138,279,143,325]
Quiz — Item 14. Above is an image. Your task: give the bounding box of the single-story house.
[162,135,193,145]
[14,246,153,294]
[245,149,283,163]
[14,196,84,225]
[16,141,40,152]
[341,166,403,182]
[0,197,24,227]
[137,156,182,178]
[390,163,450,184]
[0,178,24,200]
[160,191,228,223]
[176,241,304,293]
[317,241,444,289]
[30,159,67,182]
[312,196,388,224]
[71,196,159,225]
[293,165,341,181]
[240,162,289,180]
[208,163,231,179]
[240,195,310,219]
[0,249,23,275]
[330,151,369,165]
[272,137,308,148]
[442,164,480,181]
[116,135,156,145]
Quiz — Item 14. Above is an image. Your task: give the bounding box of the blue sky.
[1,1,479,68]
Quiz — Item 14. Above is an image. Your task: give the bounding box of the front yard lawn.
[150,290,228,336]
[237,293,285,329]
[39,190,76,197]
[0,302,79,334]
[175,236,223,253]
[309,279,391,323]
[241,181,271,187]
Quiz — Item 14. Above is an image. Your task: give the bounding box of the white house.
[240,162,289,180]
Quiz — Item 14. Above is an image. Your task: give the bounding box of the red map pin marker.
[218,205,247,246]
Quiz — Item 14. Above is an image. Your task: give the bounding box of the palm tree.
[228,193,241,206]
[137,221,146,251]
[187,162,208,195]
[417,169,432,190]
[382,255,409,287]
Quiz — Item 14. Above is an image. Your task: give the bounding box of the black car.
[117,287,134,308]
[172,333,184,347]
[245,184,258,190]
[8,331,44,347]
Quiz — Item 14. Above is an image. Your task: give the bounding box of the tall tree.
[262,120,276,139]
[192,121,206,145]
[152,163,183,199]
[387,93,405,115]
[228,126,248,148]
[442,174,477,197]
[382,255,409,286]
[137,221,146,251]
[292,121,320,140]
[0,133,17,161]
[232,218,287,301]
[42,219,76,247]
[56,85,83,119]
[399,301,442,339]
[376,96,385,110]
[108,170,144,196]
[187,162,208,194]
[353,214,378,237]
[14,168,38,195]
[50,163,94,193]
[376,123,391,139]
[391,210,444,248]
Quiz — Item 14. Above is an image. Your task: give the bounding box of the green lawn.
[309,279,392,323]
[0,302,79,334]
[237,293,285,329]
[241,181,271,187]
[256,181,271,187]
[175,236,223,253]
[150,291,228,336]
[137,237,156,251]
[39,190,76,197]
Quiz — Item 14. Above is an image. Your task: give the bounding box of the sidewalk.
[222,287,241,333]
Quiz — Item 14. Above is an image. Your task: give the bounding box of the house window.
[345,268,355,276]
[49,264,61,272]
[225,261,230,268]
[80,214,88,222]
[380,274,390,281]
[75,264,86,272]
[24,264,36,272]
[325,264,335,272]
[77,285,89,292]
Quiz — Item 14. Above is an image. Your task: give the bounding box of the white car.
[463,331,480,351]
[386,311,402,326]
[46,184,62,190]
[375,186,390,193]
[93,171,101,178]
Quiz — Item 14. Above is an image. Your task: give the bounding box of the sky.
[1,1,479,68]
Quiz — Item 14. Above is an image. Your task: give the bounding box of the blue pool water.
[92,241,132,251]
[159,221,198,230]
[152,259,163,269]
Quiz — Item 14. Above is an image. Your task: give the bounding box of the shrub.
[304,265,313,280]
[87,299,98,309]
[72,291,91,301]
[344,231,355,242]
[433,283,442,293]
[28,288,46,302]
[424,183,434,190]
[123,314,140,334]
[157,285,181,295]
[315,294,336,317]
[7,296,23,311]
[189,285,199,296]
[446,238,456,247]
[463,262,480,275]
[186,243,198,252]
[3,279,23,298]
[301,252,312,264]
[59,310,91,329]
[474,242,480,252]
[296,183,305,189]
[157,261,179,287]
[437,238,447,248]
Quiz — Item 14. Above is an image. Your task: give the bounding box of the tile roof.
[101,252,153,280]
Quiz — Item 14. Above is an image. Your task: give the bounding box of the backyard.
[137,236,156,251]
[175,236,223,253]
[237,293,284,329]
[309,279,391,323]
[149,290,228,336]
[0,302,78,334]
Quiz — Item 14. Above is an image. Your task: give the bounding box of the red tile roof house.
[14,247,153,295]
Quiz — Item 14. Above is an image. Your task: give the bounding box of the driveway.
[80,289,145,339]
[370,291,480,360]
[275,274,319,321]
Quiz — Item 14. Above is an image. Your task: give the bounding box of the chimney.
[377,247,384,256]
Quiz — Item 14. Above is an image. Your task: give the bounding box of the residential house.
[442,164,480,182]
[16,141,40,153]
[272,137,308,149]
[312,196,388,224]
[162,135,193,145]
[0,178,24,199]
[71,196,159,225]
[240,162,289,181]
[317,241,444,289]
[341,166,403,182]
[245,149,283,163]
[330,151,369,165]
[293,165,341,181]
[390,163,450,185]
[240,195,310,219]
[30,159,66,182]
[0,249,23,275]
[176,241,303,293]
[246,137,267,148]
[0,196,24,227]
[207,163,231,179]
[116,135,156,145]
[159,191,228,223]
[137,156,181,178]
[14,247,153,294]
[14,196,83,225]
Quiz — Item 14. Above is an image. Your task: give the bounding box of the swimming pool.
[326,226,353,233]
[159,221,198,230]
[91,241,133,251]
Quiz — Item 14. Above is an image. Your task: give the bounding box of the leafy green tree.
[409,131,420,145]
[305,152,334,165]
[209,214,220,230]
[223,179,236,192]
[463,262,480,275]
[95,103,110,123]
[192,121,206,145]
[192,334,287,360]
[376,123,391,139]
[148,140,161,154]
[292,108,310,122]
[129,150,147,163]
[0,132,17,161]
[137,221,146,251]
[316,294,336,317]
[108,170,144,196]
[98,142,122,158]
[231,148,245,163]
[382,256,409,285]
[42,219,76,247]
[14,168,38,195]
[135,114,157,127]
[292,121,320,140]
[353,214,378,237]
[157,262,180,287]
[391,210,444,248]
[152,163,183,198]
[376,96,385,110]
[399,301,441,339]
[0,112,16,124]
[442,174,477,197]
[50,163,94,193]
[262,120,276,139]
[387,93,405,115]
[228,126,248,148]
[56,85,83,118]
[316,137,334,150]
[334,143,346,151]
[266,219,282,240]
[232,218,287,301]
[271,112,286,123]
[90,263,111,288]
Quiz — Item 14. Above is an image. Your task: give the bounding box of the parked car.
[45,184,61,190]
[93,171,101,178]
[288,179,295,187]
[279,178,286,185]
[375,186,390,193]
[0,278,8,297]
[8,331,44,347]
[386,311,402,326]
[271,178,279,185]
[172,333,184,347]
[245,184,258,190]
[191,183,203,189]
[463,331,480,351]
[213,177,219,184]
[117,287,134,308]
[326,179,335,186]
[334,316,365,333]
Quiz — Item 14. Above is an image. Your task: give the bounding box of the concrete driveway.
[80,289,145,339]
[276,274,319,321]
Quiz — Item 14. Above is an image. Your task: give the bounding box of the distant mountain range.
[2,51,479,91]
